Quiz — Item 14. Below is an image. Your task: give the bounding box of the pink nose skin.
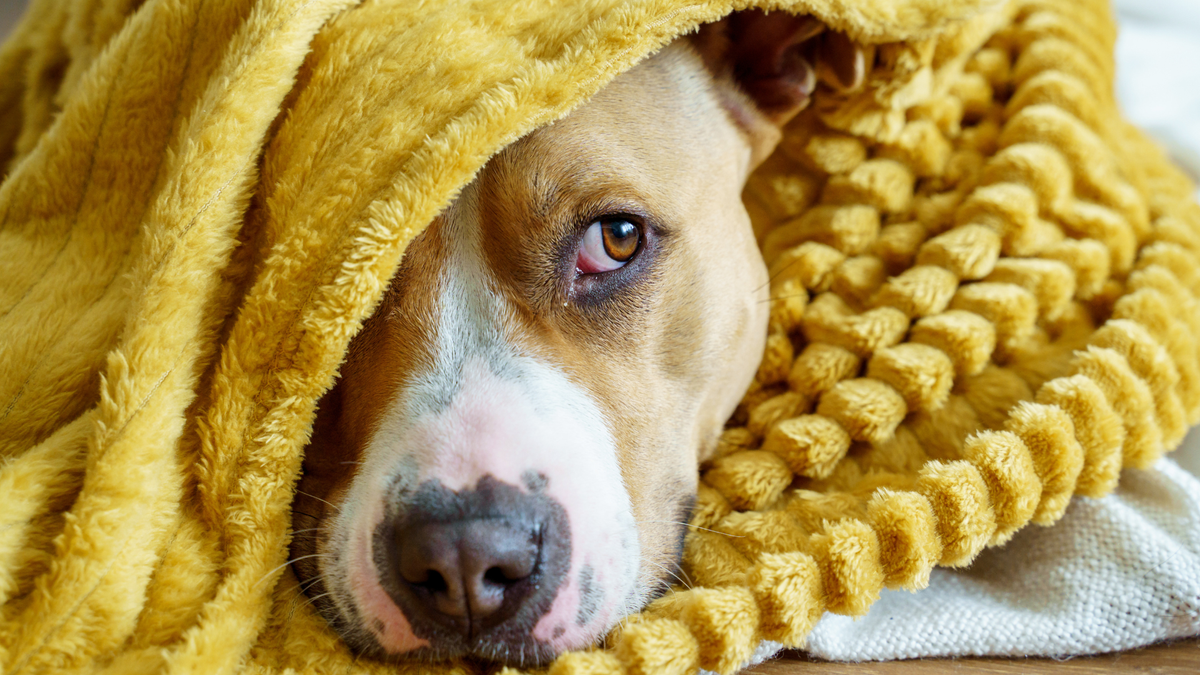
[395,519,539,626]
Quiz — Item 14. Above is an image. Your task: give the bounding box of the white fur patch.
[328,187,641,654]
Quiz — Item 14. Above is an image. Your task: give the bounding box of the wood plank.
[745,638,1200,674]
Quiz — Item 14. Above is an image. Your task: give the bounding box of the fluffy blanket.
[797,1,1200,662]
[1,0,1197,674]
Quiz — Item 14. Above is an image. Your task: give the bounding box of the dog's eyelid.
[564,194,662,231]
[582,212,674,246]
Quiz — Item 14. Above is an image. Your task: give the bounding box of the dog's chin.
[369,634,569,669]
[316,600,602,668]
[299,554,656,669]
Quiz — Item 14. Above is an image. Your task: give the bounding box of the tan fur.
[295,40,774,628]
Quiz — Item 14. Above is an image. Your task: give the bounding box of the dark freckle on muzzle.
[576,565,601,626]
[373,475,571,664]
[522,470,549,493]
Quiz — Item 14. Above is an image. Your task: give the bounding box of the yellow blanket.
[2,0,1197,673]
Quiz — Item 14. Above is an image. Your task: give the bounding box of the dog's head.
[292,11,863,666]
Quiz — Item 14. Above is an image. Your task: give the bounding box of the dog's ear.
[815,29,868,94]
[692,10,866,125]
[725,10,824,122]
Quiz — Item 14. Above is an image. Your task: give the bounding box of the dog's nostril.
[484,566,515,585]
[393,519,541,628]
[379,477,572,650]
[417,570,448,594]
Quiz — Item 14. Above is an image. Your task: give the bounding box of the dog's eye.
[576,218,642,274]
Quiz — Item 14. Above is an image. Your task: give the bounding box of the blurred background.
[1115,0,1200,193]
[2,2,23,39]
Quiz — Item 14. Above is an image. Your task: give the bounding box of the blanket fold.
[1,0,1197,673]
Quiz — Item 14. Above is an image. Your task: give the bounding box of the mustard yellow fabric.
[1,0,1197,673]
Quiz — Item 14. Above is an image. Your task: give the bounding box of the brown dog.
[292,11,863,667]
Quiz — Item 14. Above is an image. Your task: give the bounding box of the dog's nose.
[379,476,571,647]
[394,519,539,621]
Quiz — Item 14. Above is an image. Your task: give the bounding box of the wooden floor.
[745,638,1200,674]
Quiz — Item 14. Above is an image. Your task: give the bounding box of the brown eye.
[601,219,640,262]
[576,218,643,274]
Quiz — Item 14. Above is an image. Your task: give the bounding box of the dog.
[291,11,865,667]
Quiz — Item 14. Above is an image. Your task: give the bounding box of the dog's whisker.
[646,578,673,599]
[756,257,803,292]
[291,590,334,617]
[684,523,745,537]
[644,558,691,591]
[757,291,810,304]
[295,490,343,512]
[298,574,325,592]
[633,519,744,538]
[257,553,331,587]
[303,591,333,606]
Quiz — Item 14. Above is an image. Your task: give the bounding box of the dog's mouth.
[292,475,672,668]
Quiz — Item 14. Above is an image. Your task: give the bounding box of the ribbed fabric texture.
[807,451,1200,660]
[2,0,1199,673]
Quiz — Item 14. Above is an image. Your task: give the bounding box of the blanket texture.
[804,452,1200,660]
[1,0,1197,674]
[797,4,1200,661]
